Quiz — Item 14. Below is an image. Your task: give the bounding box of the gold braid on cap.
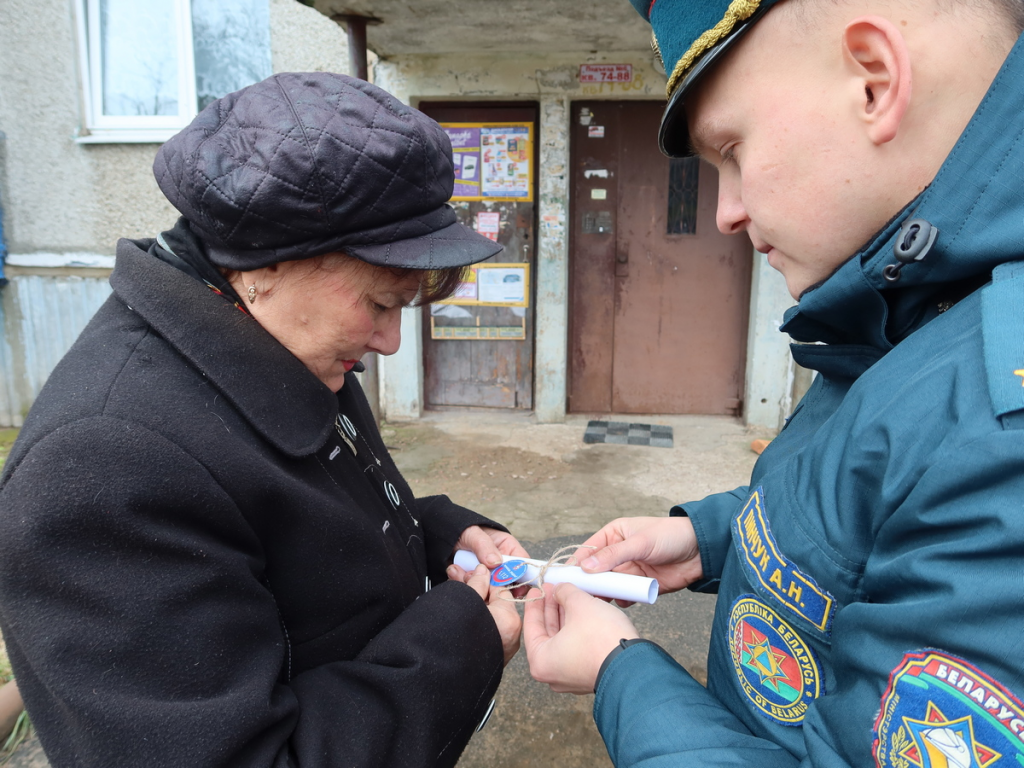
[665,0,761,97]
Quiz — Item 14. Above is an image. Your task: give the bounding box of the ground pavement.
[6,411,767,768]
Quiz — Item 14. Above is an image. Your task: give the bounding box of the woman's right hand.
[452,564,522,665]
[574,516,705,604]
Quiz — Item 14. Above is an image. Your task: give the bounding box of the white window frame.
[73,0,198,143]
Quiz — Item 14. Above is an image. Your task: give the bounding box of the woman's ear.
[842,16,912,145]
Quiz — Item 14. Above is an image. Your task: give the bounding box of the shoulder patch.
[982,261,1024,420]
[732,487,835,634]
[728,595,823,726]
[873,650,1024,768]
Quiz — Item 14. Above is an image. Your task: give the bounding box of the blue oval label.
[490,559,528,587]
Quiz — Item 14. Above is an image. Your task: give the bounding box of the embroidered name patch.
[874,650,1024,768]
[733,487,835,633]
[729,595,822,726]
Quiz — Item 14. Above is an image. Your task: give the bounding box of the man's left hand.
[524,583,640,694]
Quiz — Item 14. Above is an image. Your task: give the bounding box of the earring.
[247,285,257,304]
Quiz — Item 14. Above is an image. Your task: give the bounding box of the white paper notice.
[477,267,525,304]
[453,551,659,605]
[461,154,478,180]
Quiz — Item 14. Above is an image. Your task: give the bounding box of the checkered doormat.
[583,421,674,448]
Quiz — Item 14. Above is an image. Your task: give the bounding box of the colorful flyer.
[434,263,530,308]
[441,123,534,202]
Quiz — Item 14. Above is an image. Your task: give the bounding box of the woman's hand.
[574,516,704,606]
[524,584,639,694]
[454,525,530,567]
[459,565,522,665]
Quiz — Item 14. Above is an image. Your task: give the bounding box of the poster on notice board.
[442,123,534,202]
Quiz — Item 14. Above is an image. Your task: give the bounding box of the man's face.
[683,9,901,299]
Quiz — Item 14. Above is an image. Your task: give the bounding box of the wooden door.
[569,101,752,415]
[419,103,537,409]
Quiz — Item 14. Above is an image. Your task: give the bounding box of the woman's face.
[236,255,422,392]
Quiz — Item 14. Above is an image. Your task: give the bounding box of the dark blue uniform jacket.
[594,32,1024,768]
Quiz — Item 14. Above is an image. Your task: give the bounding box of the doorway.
[418,102,537,409]
[568,100,752,415]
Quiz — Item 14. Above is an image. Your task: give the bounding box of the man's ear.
[842,16,912,145]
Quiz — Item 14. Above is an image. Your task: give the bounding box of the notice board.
[442,123,534,202]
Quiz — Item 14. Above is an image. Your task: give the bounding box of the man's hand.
[575,516,704,605]
[524,583,639,694]
[462,565,522,665]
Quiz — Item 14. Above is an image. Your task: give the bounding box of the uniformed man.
[524,0,1024,765]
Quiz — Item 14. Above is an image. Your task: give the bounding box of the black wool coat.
[0,239,505,768]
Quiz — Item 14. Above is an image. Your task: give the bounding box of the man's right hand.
[575,516,704,604]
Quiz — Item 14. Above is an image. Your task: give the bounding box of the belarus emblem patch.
[874,650,1024,768]
[729,595,822,726]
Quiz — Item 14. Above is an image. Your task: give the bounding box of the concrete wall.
[0,0,348,257]
[0,0,349,427]
[373,51,668,423]
[373,52,797,429]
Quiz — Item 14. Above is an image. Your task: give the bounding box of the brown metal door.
[569,101,752,415]
[419,103,537,409]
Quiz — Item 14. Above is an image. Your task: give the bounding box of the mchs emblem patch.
[729,595,822,726]
[874,650,1024,767]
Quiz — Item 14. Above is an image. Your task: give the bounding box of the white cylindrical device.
[453,551,659,605]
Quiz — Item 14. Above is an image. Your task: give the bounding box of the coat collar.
[110,239,338,458]
[781,32,1024,350]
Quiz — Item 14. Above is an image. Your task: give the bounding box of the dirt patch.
[386,421,675,542]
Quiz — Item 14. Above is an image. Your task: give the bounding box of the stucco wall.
[0,0,349,427]
[0,0,349,257]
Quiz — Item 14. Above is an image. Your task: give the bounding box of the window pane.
[100,0,179,116]
[191,0,272,112]
[667,157,700,235]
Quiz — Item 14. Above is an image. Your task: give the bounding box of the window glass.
[191,0,272,112]
[667,157,700,235]
[99,0,179,116]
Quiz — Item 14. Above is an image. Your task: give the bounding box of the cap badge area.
[658,0,762,98]
[729,595,822,726]
[874,650,1024,768]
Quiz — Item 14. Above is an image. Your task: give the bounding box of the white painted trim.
[380,306,423,421]
[7,253,116,269]
[743,250,798,431]
[74,129,179,144]
[78,0,198,136]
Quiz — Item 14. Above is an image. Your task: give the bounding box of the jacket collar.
[110,239,338,458]
[782,32,1024,350]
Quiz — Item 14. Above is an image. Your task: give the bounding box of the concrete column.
[744,250,799,431]
[533,95,571,423]
[380,306,423,421]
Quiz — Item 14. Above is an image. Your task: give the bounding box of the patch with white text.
[733,487,835,634]
[873,650,1024,768]
[729,595,822,726]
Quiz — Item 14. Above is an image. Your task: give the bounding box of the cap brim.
[658,2,774,158]
[344,219,504,270]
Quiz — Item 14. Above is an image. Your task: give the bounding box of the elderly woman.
[0,74,524,767]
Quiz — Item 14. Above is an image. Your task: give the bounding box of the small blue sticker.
[490,560,528,587]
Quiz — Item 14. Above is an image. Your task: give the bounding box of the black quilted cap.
[154,72,503,270]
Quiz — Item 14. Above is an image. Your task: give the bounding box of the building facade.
[0,0,804,430]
